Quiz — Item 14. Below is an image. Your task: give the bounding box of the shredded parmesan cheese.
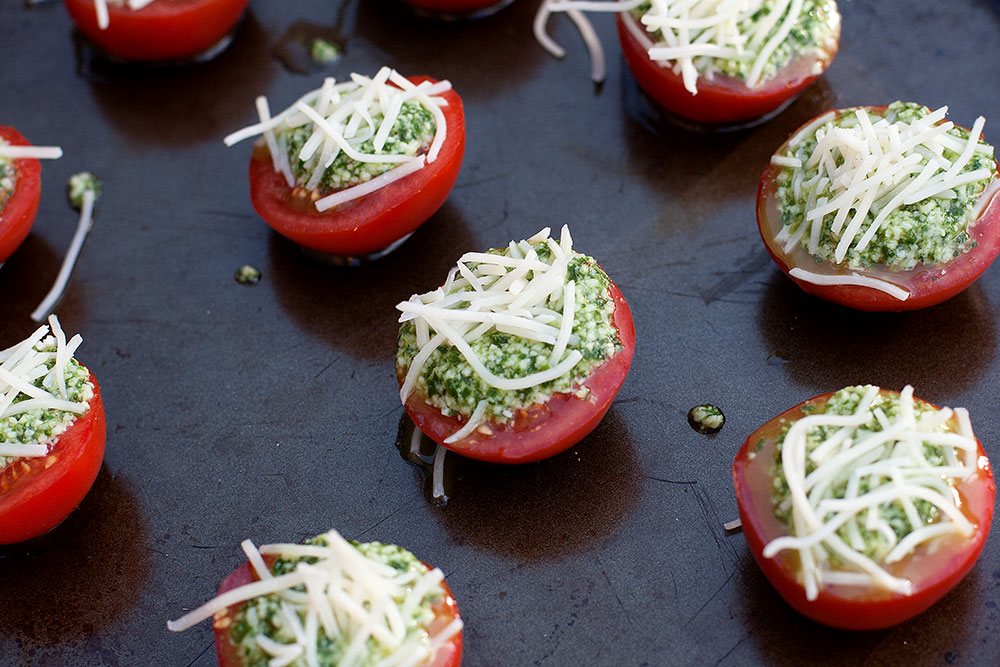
[92,0,157,30]
[0,316,90,461]
[396,227,587,425]
[167,529,461,667]
[764,385,981,601]
[224,68,451,212]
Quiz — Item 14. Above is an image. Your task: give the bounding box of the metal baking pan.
[1,0,998,664]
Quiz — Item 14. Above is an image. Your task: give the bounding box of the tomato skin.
[0,372,107,545]
[213,557,462,667]
[400,276,635,464]
[758,107,1000,311]
[616,12,839,124]
[248,77,466,257]
[62,0,248,62]
[0,126,43,265]
[733,390,995,630]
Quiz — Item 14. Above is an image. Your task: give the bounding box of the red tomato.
[62,0,248,62]
[758,107,1000,311]
[0,372,107,545]
[0,126,43,265]
[402,0,511,13]
[616,11,839,124]
[213,556,462,666]
[733,389,995,630]
[249,77,465,257]
[400,276,635,464]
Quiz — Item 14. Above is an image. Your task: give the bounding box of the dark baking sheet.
[2,1,999,664]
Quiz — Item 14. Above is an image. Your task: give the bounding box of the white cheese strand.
[787,267,909,301]
[0,145,63,160]
[397,226,590,406]
[224,71,450,212]
[31,189,98,323]
[167,529,461,667]
[764,385,980,600]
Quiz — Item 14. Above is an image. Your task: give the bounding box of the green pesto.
[309,38,341,63]
[688,404,725,434]
[0,140,14,214]
[775,102,998,271]
[67,172,101,211]
[230,536,438,667]
[0,348,93,468]
[396,246,622,424]
[282,102,435,195]
[770,386,949,563]
[234,264,262,285]
[633,0,839,84]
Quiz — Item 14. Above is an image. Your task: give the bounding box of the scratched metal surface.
[1,0,999,665]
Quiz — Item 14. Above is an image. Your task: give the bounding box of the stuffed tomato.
[395,225,635,464]
[225,67,465,260]
[62,0,249,63]
[0,316,106,545]
[168,529,463,667]
[616,0,840,124]
[759,102,1000,311]
[0,127,63,265]
[733,385,994,630]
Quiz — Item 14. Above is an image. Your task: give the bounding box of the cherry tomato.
[213,556,462,667]
[758,107,1000,311]
[0,126,43,265]
[249,76,465,258]
[616,10,839,124]
[62,0,249,62]
[733,389,994,630]
[0,372,107,545]
[400,276,635,464]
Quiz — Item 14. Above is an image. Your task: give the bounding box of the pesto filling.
[775,101,998,271]
[230,537,439,667]
[396,244,622,424]
[280,102,435,195]
[0,345,93,468]
[632,0,839,84]
[770,386,952,564]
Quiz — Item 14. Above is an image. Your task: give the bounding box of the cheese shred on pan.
[534,0,814,91]
[92,0,157,30]
[167,529,462,667]
[396,226,583,441]
[765,385,981,601]
[0,316,89,460]
[224,67,451,212]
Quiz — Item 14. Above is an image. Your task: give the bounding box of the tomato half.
[249,77,465,258]
[758,107,1000,312]
[616,11,839,124]
[0,126,43,265]
[0,372,107,545]
[400,276,635,464]
[733,389,995,630]
[213,557,462,667]
[62,0,249,62]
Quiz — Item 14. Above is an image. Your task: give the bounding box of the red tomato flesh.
[0,372,107,545]
[213,556,462,667]
[62,0,248,62]
[616,11,838,124]
[0,126,43,265]
[758,107,1000,311]
[401,275,635,464]
[249,77,465,258]
[733,389,994,630]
